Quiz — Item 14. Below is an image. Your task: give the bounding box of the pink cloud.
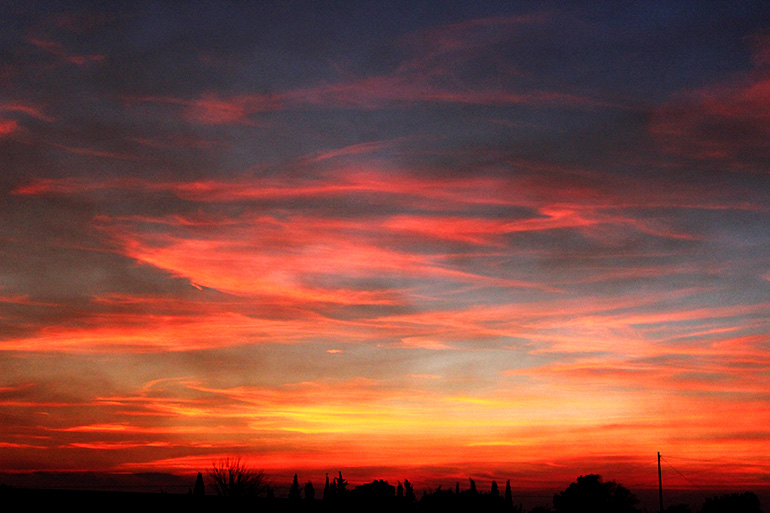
[13,165,735,215]
[298,138,410,164]
[26,37,105,66]
[130,93,282,125]
[52,143,147,161]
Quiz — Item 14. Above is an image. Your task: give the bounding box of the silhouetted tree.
[491,480,499,498]
[420,485,455,511]
[505,480,512,507]
[334,471,347,496]
[323,474,330,501]
[289,474,301,501]
[351,479,396,502]
[553,475,638,513]
[701,492,761,513]
[397,481,404,499]
[468,478,477,495]
[193,471,205,497]
[404,479,415,502]
[208,458,268,497]
[304,481,315,501]
[456,482,460,495]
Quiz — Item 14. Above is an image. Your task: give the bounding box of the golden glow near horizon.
[1,2,770,496]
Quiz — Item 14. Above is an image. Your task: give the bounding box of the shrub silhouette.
[304,480,315,501]
[701,492,761,513]
[553,474,638,513]
[351,479,396,502]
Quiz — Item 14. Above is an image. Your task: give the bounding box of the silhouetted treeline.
[0,474,764,513]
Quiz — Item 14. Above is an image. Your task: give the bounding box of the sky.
[1,0,770,496]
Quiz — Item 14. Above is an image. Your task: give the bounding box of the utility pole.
[658,451,664,513]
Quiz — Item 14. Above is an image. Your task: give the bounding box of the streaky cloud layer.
[1,1,769,495]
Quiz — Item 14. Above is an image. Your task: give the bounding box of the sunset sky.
[1,0,770,496]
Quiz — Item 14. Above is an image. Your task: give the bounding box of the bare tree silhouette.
[207,457,268,497]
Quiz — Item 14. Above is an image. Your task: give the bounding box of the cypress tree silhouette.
[468,478,477,495]
[328,475,337,501]
[397,481,403,499]
[289,474,301,501]
[491,480,499,498]
[505,479,513,507]
[193,471,205,497]
[323,474,330,501]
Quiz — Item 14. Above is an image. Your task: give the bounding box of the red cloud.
[651,37,770,169]
[0,102,53,122]
[0,119,18,135]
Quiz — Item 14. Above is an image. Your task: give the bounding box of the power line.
[663,455,730,464]
[660,456,709,492]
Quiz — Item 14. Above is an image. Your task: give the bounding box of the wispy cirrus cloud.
[122,13,613,126]
[26,37,105,66]
[0,102,54,125]
[133,76,610,126]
